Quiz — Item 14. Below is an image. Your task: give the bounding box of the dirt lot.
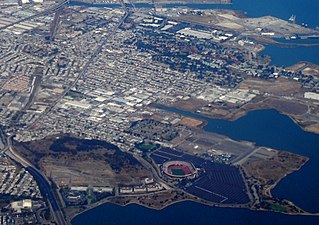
[176,10,319,37]
[178,117,204,127]
[14,135,152,187]
[287,62,319,77]
[40,156,147,187]
[171,98,208,112]
[243,151,308,189]
[239,77,302,96]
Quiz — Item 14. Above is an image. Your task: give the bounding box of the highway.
[134,155,172,190]
[5,136,68,225]
[26,10,130,131]
[0,5,131,225]
[0,0,69,31]
[27,166,67,225]
[49,11,62,41]
[0,3,130,225]
[12,75,42,125]
[0,128,7,151]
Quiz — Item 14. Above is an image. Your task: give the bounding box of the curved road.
[5,136,67,225]
[27,166,67,225]
[2,5,131,225]
[2,3,131,225]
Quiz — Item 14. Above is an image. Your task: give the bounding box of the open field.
[239,77,302,96]
[178,117,204,127]
[167,76,319,134]
[243,151,308,187]
[243,150,308,209]
[14,135,152,187]
[287,62,319,76]
[169,98,208,112]
[228,97,309,118]
[175,9,319,38]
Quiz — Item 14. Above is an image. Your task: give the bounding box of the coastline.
[69,189,319,225]
[67,105,318,222]
[154,95,319,136]
[265,157,310,198]
[250,36,319,48]
[69,1,232,7]
[65,98,319,223]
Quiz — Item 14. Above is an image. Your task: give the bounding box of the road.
[233,147,265,166]
[50,10,62,41]
[1,4,130,225]
[27,166,67,225]
[5,136,68,225]
[12,75,42,125]
[26,10,130,131]
[0,128,7,151]
[119,0,128,12]
[134,154,172,190]
[0,0,69,31]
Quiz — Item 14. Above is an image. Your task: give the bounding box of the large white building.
[305,92,319,101]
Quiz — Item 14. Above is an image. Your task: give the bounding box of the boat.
[289,15,296,24]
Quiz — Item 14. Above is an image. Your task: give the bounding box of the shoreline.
[66,102,319,223]
[266,156,310,198]
[69,1,232,7]
[155,98,319,136]
[69,192,319,224]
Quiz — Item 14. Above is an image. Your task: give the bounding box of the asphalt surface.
[27,166,68,225]
[1,4,130,225]
[5,136,68,225]
[0,0,69,31]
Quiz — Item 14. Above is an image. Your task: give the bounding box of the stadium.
[162,160,196,179]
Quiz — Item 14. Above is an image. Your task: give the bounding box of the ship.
[289,15,296,24]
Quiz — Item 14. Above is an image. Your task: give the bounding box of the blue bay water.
[231,0,319,28]
[155,107,319,213]
[71,108,319,225]
[167,0,319,66]
[261,44,319,66]
[71,0,319,66]
[72,201,319,225]
[71,0,319,224]
[167,0,319,28]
